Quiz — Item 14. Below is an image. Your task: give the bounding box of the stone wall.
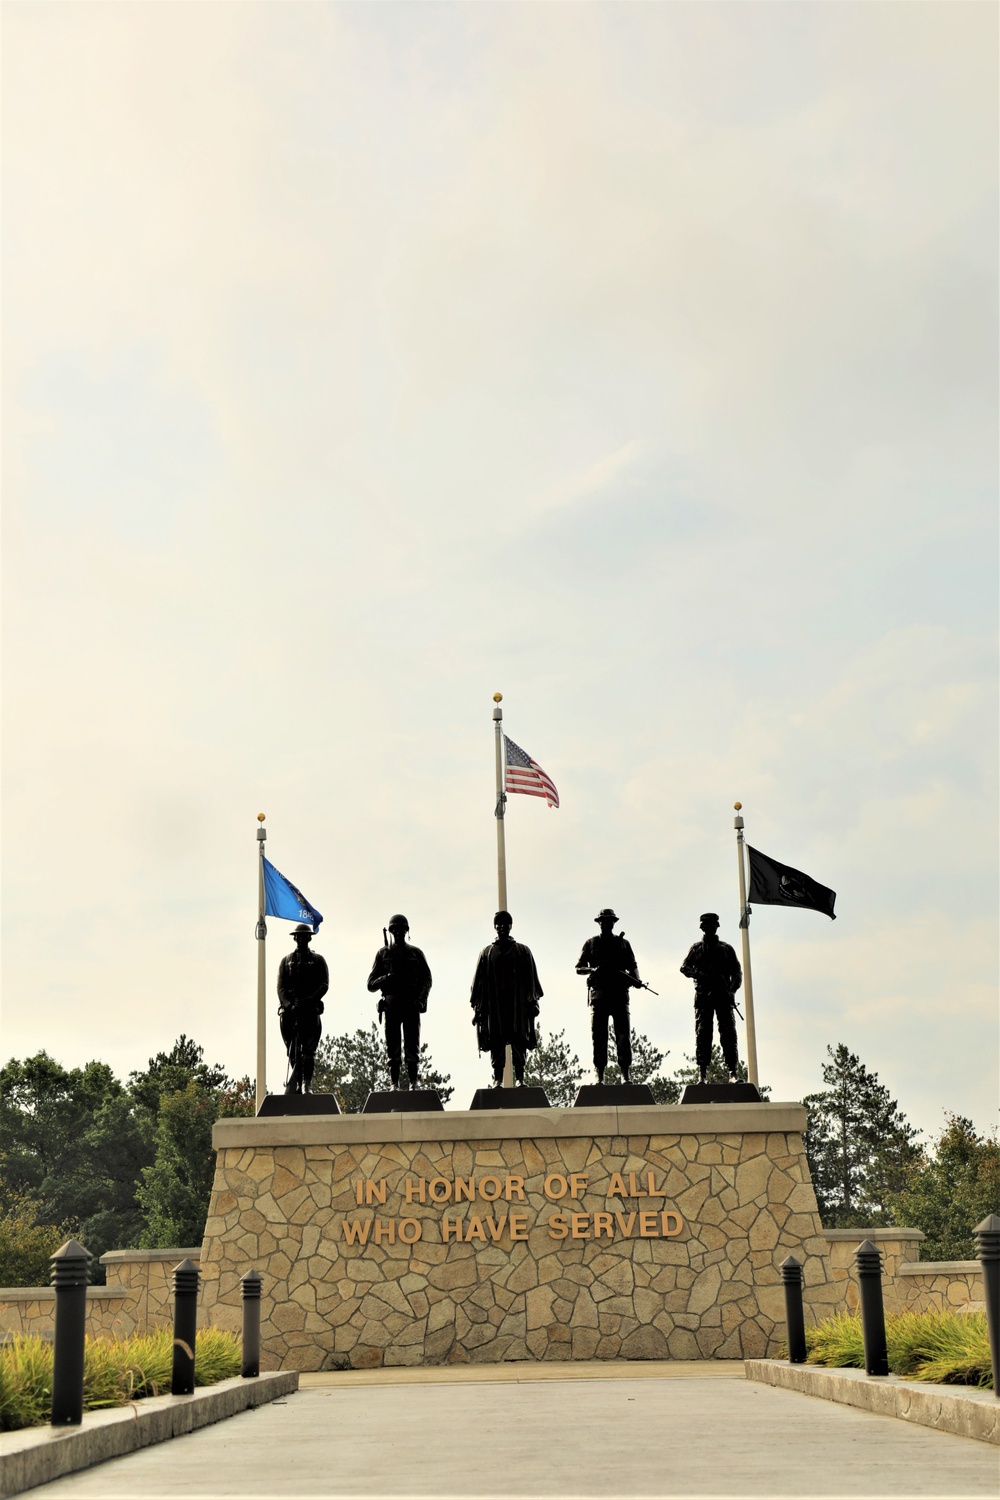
[100,1248,203,1331]
[0,1288,132,1340]
[822,1230,984,1316]
[897,1263,984,1314]
[200,1102,842,1370]
[822,1229,926,1314]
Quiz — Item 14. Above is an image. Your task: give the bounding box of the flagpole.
[492,694,513,1088]
[733,802,759,1087]
[255,814,267,1112]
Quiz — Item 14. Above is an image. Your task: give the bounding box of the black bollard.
[50,1240,91,1426]
[780,1254,807,1363]
[854,1240,889,1377]
[241,1270,262,1378]
[974,1214,1000,1399]
[171,1259,200,1395]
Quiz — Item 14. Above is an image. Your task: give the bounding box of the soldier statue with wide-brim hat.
[575,908,643,1084]
[277,924,329,1094]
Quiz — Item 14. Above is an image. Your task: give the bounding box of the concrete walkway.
[28,1364,998,1499]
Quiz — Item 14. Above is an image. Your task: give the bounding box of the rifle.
[377,928,388,1020]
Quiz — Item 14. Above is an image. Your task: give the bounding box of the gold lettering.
[607,1172,627,1197]
[570,1212,590,1239]
[569,1173,588,1199]
[486,1215,507,1242]
[365,1179,386,1206]
[479,1175,502,1202]
[628,1171,647,1198]
[508,1213,528,1240]
[398,1218,422,1244]
[661,1211,684,1237]
[429,1177,452,1203]
[454,1177,476,1202]
[441,1216,463,1242]
[544,1173,568,1199]
[465,1216,486,1242]
[504,1175,525,1201]
[614,1212,636,1237]
[548,1213,569,1239]
[342,1219,371,1245]
[639,1211,657,1237]
[355,1180,363,1206]
[372,1219,395,1244]
[593,1212,614,1239]
[404,1178,426,1204]
[647,1172,664,1196]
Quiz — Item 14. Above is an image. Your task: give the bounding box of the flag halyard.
[503,735,560,809]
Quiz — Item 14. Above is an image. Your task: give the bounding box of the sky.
[3,1,997,1144]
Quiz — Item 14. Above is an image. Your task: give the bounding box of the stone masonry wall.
[200,1102,842,1371]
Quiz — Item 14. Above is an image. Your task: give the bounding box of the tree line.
[0,1032,995,1285]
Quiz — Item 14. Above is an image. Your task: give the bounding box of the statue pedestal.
[362,1090,444,1114]
[574,1083,656,1108]
[255,1093,341,1117]
[469,1086,550,1110]
[680,1083,762,1104]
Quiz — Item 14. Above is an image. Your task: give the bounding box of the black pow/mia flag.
[747,847,837,920]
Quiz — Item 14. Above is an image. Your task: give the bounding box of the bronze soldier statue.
[366,915,432,1090]
[679,913,743,1083]
[575,908,642,1084]
[277,923,329,1094]
[470,911,542,1086]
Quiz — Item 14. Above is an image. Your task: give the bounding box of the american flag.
[504,735,560,809]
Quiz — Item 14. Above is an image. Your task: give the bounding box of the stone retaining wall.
[200,1102,841,1370]
[896,1262,983,1314]
[0,1288,132,1340]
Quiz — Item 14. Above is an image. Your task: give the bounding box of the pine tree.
[885,1115,1000,1260]
[803,1043,921,1227]
[523,1030,585,1105]
[311,1024,453,1112]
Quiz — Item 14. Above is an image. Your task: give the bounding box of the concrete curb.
[745,1358,998,1445]
[0,1371,298,1497]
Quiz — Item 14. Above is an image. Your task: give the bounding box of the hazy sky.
[4,1,997,1141]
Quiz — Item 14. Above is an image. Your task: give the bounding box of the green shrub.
[804,1308,992,1389]
[0,1327,242,1431]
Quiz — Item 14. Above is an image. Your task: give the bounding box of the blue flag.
[262,857,323,933]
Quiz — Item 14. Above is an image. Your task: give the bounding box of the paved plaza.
[26,1365,998,1499]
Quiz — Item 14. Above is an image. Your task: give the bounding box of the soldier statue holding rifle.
[277,924,329,1095]
[679,912,743,1083]
[575,907,648,1084]
[367,915,432,1089]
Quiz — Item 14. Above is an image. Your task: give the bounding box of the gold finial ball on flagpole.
[257,813,266,822]
[733,802,742,811]
[493,693,503,702]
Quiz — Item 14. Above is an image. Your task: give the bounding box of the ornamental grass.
[0,1327,241,1431]
[804,1308,993,1389]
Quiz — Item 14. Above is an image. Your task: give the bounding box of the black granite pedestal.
[469,1087,550,1110]
[680,1082,763,1104]
[256,1093,341,1117]
[362,1090,444,1113]
[573,1083,657,1108]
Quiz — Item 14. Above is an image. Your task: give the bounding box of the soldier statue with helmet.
[679,912,744,1083]
[366,915,432,1089]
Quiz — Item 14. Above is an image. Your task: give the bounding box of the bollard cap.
[241,1269,263,1298]
[50,1239,91,1287]
[779,1254,803,1279]
[172,1257,200,1292]
[854,1239,883,1273]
